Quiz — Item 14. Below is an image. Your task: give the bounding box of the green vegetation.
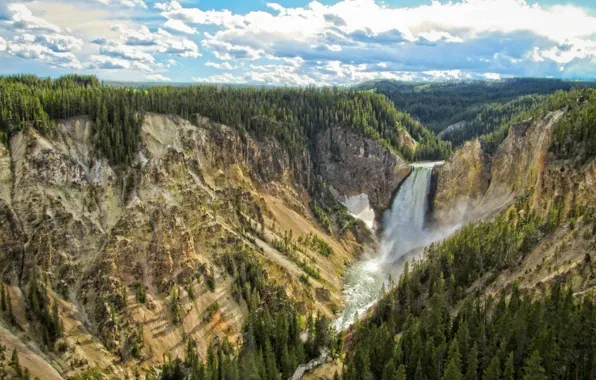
[342,195,596,380]
[550,88,596,162]
[359,78,595,134]
[299,232,334,257]
[26,273,63,348]
[311,200,333,233]
[440,95,544,147]
[0,74,451,167]
[170,285,182,325]
[0,282,12,325]
[273,231,322,280]
[160,244,336,380]
[135,283,147,304]
[477,87,596,157]
[344,283,595,380]
[9,349,27,380]
[220,245,266,311]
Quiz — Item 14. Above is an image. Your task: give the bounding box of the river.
[335,162,457,330]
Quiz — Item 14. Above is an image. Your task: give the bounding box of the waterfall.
[336,162,444,330]
[378,162,436,263]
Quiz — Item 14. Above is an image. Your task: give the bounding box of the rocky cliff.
[313,127,412,219]
[0,113,409,378]
[430,110,594,226]
[429,109,596,309]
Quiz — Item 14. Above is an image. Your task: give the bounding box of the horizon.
[6,74,596,87]
[0,0,595,85]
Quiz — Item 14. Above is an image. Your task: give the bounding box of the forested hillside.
[343,199,596,379]
[358,78,595,146]
[341,90,596,380]
[438,95,544,148]
[478,88,596,155]
[0,74,451,163]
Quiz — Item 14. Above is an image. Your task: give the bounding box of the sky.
[0,0,595,85]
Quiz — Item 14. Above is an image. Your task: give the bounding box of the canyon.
[0,100,595,379]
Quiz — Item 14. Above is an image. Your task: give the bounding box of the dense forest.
[0,74,451,165]
[342,189,596,379]
[438,95,544,148]
[476,88,596,156]
[358,78,596,144]
[156,245,338,380]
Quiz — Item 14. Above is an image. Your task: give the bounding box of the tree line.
[158,244,338,380]
[342,192,596,379]
[359,78,595,135]
[0,74,452,167]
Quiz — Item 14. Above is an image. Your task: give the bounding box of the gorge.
[337,161,460,330]
[0,76,594,380]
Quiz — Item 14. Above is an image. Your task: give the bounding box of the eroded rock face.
[431,110,594,226]
[432,139,491,225]
[314,127,411,216]
[0,114,390,377]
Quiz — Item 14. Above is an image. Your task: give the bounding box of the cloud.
[201,39,261,61]
[86,24,200,75]
[145,74,171,81]
[483,72,502,80]
[155,0,596,83]
[205,61,236,70]
[95,0,147,8]
[1,0,595,84]
[4,3,62,32]
[116,25,200,57]
[164,19,196,34]
[88,55,152,71]
[8,41,82,69]
[99,41,155,63]
[154,1,182,12]
[0,3,83,68]
[21,33,84,53]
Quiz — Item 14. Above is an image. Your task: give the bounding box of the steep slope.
[432,111,562,225]
[0,115,372,375]
[432,108,595,227]
[360,78,595,134]
[341,91,596,380]
[430,99,596,298]
[313,126,411,217]
[0,109,412,377]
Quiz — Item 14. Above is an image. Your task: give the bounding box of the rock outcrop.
[432,139,490,225]
[314,127,411,217]
[0,113,410,378]
[431,110,595,226]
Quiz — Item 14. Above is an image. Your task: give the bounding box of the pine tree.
[522,351,548,380]
[10,349,21,378]
[483,355,501,380]
[414,359,423,380]
[395,365,407,380]
[382,359,396,380]
[0,282,6,312]
[503,352,515,380]
[264,339,278,380]
[442,339,463,380]
[465,343,478,380]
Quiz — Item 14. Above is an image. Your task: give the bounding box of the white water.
[342,194,375,230]
[336,162,455,330]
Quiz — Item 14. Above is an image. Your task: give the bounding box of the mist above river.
[336,162,459,330]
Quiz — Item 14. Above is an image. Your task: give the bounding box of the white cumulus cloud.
[145,74,172,81]
[157,0,596,83]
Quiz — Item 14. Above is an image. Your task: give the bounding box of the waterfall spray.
[336,161,445,329]
[378,162,436,263]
